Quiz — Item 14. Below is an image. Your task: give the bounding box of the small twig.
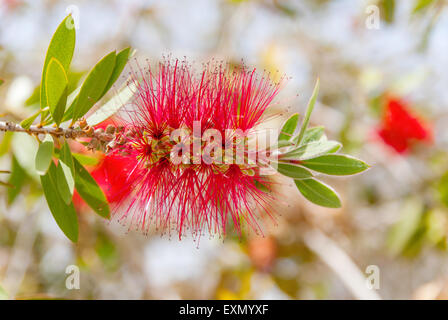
[303,228,382,300]
[0,120,114,143]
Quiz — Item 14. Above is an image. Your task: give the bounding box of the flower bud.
[78,118,88,129]
[106,125,116,134]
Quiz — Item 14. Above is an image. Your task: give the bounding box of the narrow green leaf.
[40,15,76,110]
[41,162,78,242]
[60,86,82,123]
[0,131,13,156]
[45,58,68,125]
[7,156,27,205]
[300,154,369,175]
[278,113,299,143]
[413,0,434,13]
[72,153,100,166]
[294,178,341,208]
[55,142,75,205]
[73,158,110,219]
[274,162,312,179]
[272,139,295,150]
[86,82,135,126]
[295,79,319,145]
[0,79,4,86]
[25,85,41,106]
[66,70,85,93]
[71,52,117,122]
[48,73,83,123]
[55,164,73,205]
[20,111,42,130]
[35,136,54,175]
[294,126,325,145]
[327,144,341,154]
[67,86,81,107]
[380,0,395,23]
[11,132,40,182]
[280,140,341,161]
[12,133,39,181]
[101,47,131,97]
[60,142,75,175]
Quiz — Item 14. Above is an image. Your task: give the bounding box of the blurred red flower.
[89,154,133,204]
[377,97,432,153]
[73,119,131,210]
[73,153,133,210]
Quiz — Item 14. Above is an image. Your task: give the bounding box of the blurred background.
[1,0,448,300]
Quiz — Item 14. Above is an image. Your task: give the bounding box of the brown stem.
[0,120,114,143]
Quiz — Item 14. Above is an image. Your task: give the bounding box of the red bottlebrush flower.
[377,97,432,153]
[104,59,282,239]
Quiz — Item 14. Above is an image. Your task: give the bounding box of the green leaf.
[60,86,82,123]
[66,70,85,94]
[41,162,78,242]
[72,153,100,166]
[25,85,41,106]
[413,0,434,13]
[271,139,296,150]
[73,157,110,219]
[35,135,54,175]
[70,52,117,122]
[7,156,27,205]
[29,71,83,108]
[294,126,325,145]
[300,155,369,175]
[101,47,131,97]
[280,140,341,161]
[0,131,13,156]
[327,143,342,154]
[45,58,68,125]
[20,110,42,130]
[40,15,76,110]
[380,0,395,23]
[294,178,341,208]
[274,162,312,179]
[86,82,135,126]
[0,79,4,86]
[278,113,299,143]
[55,142,75,205]
[12,133,39,181]
[295,79,319,145]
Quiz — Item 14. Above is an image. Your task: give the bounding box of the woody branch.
[0,120,114,143]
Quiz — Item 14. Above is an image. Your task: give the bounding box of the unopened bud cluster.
[75,118,125,152]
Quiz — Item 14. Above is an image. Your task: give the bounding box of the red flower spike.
[377,97,432,153]
[90,154,134,204]
[100,59,282,239]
